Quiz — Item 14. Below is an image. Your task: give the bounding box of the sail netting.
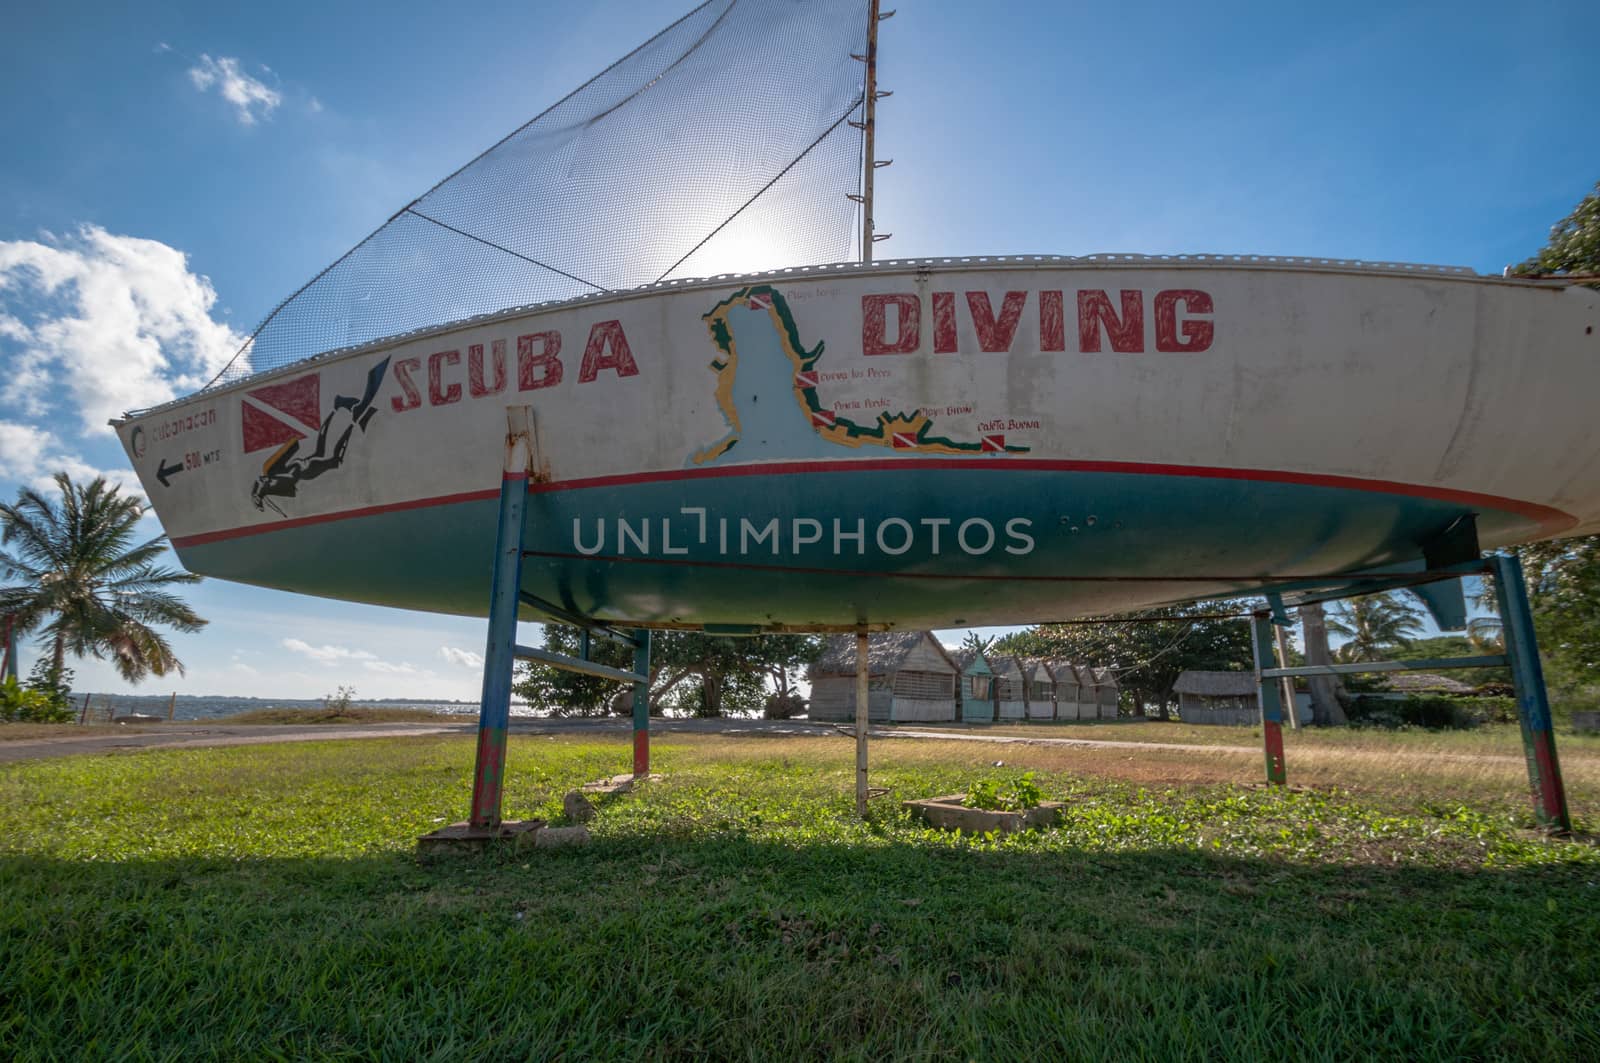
[208,0,870,389]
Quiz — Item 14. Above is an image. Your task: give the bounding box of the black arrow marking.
[156,457,184,488]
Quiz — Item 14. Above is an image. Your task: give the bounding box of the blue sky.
[1,0,1595,700]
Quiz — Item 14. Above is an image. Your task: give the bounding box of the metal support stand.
[1257,553,1572,832]
[468,455,529,831]
[855,629,869,818]
[1249,614,1288,785]
[1490,553,1571,832]
[632,628,651,777]
[450,407,655,843]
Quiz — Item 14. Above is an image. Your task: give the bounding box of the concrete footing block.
[416,819,546,858]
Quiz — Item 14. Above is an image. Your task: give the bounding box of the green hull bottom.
[176,466,1540,629]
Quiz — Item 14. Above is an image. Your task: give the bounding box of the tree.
[512,626,822,718]
[1325,592,1424,662]
[998,602,1253,719]
[0,474,205,698]
[1298,603,1348,726]
[1498,181,1600,711]
[1515,180,1600,284]
[1391,635,1509,689]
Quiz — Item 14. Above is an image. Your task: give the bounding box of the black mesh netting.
[210,0,869,388]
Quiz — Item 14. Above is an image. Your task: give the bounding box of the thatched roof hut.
[988,654,1027,721]
[809,632,959,723]
[1020,657,1057,719]
[1381,672,1475,695]
[952,647,996,723]
[1172,669,1257,725]
[1047,659,1086,720]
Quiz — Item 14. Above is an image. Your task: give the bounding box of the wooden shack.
[1172,670,1258,725]
[1093,667,1121,719]
[1068,665,1098,719]
[952,648,997,723]
[1021,658,1056,719]
[992,655,1028,721]
[808,631,959,723]
[1049,660,1083,720]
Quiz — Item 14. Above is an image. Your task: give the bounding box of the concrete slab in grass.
[904,795,1065,834]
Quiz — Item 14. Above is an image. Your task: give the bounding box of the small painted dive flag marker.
[794,370,819,389]
[892,432,918,449]
[811,409,836,428]
[748,292,772,311]
[981,434,1007,452]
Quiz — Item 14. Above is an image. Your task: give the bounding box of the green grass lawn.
[2,733,1598,1060]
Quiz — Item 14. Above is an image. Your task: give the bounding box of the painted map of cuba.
[689,284,1029,466]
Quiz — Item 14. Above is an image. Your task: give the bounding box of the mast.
[855,2,893,262]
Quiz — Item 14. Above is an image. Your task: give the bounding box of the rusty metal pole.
[1490,553,1571,832]
[1250,614,1288,785]
[855,629,869,817]
[468,408,534,831]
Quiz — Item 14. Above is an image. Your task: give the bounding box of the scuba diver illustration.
[251,357,390,516]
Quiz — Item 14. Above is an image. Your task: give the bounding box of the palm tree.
[0,473,205,684]
[1325,592,1424,663]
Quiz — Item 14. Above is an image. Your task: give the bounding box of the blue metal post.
[631,628,651,776]
[1250,614,1287,785]
[469,466,528,831]
[1490,553,1571,832]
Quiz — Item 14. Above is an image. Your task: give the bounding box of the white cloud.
[307,96,324,114]
[280,637,431,678]
[362,659,423,676]
[154,42,172,54]
[187,54,281,125]
[0,226,245,434]
[0,418,144,495]
[281,637,378,665]
[440,646,484,669]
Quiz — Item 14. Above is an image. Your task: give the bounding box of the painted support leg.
[855,630,869,818]
[468,412,534,831]
[632,628,651,777]
[1490,553,1572,832]
[1250,614,1288,785]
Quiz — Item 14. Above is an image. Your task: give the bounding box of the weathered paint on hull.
[117,257,1600,629]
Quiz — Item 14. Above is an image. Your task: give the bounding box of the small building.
[1173,670,1260,725]
[808,631,959,723]
[952,648,997,723]
[1093,668,1121,719]
[1379,672,1475,696]
[992,655,1028,721]
[1173,670,1316,725]
[1049,660,1084,720]
[1021,658,1056,719]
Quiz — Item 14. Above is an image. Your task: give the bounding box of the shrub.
[1345,694,1515,730]
[323,686,356,713]
[1,675,72,723]
[964,772,1044,810]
